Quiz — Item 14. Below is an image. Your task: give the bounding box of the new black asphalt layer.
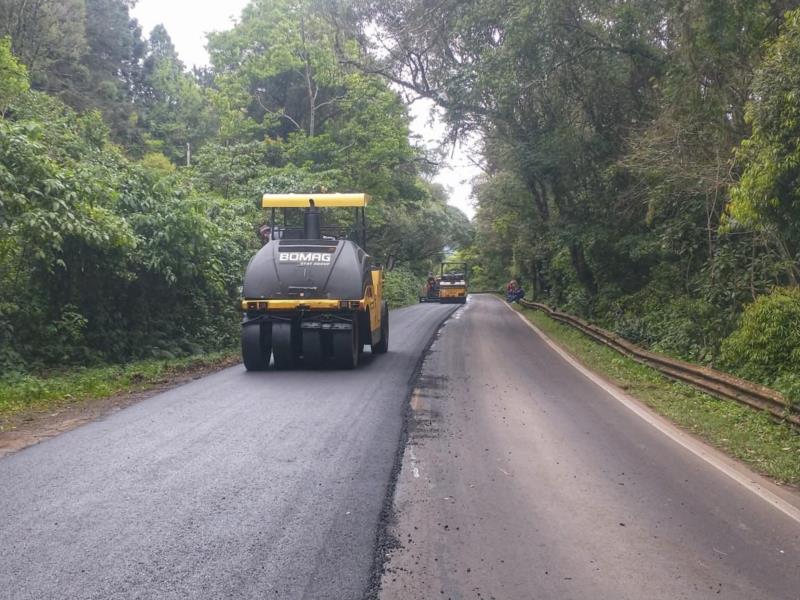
[0,302,458,600]
[380,294,800,600]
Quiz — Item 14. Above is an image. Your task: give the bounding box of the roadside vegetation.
[515,304,800,486]
[0,0,471,385]
[0,350,237,429]
[383,267,424,309]
[364,1,800,406]
[5,0,800,435]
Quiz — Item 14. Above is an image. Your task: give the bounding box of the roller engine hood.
[242,239,370,300]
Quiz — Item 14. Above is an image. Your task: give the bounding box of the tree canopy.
[0,0,471,371]
[356,0,800,395]
[6,0,800,398]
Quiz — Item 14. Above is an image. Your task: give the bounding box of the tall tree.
[138,25,216,164]
[729,7,800,284]
[0,0,87,88]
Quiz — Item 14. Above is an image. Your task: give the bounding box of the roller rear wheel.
[241,323,271,371]
[372,302,389,354]
[272,322,299,370]
[302,329,325,368]
[333,320,359,369]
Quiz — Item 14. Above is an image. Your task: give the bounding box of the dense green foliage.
[0,0,470,373]
[383,266,423,308]
[363,0,800,390]
[721,288,800,401]
[8,0,800,394]
[0,84,254,369]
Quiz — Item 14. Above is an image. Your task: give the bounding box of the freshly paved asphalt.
[380,294,800,600]
[4,294,799,600]
[0,302,457,600]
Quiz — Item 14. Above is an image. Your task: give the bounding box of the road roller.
[240,193,388,370]
[433,262,468,304]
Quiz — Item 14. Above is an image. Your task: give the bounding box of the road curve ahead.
[381,294,800,600]
[0,302,457,600]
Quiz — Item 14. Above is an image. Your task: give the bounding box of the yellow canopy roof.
[261,193,370,208]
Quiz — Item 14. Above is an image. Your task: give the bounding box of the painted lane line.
[499,298,800,526]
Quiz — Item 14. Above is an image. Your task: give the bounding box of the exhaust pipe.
[304,201,321,239]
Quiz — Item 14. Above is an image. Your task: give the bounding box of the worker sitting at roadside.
[506,281,525,303]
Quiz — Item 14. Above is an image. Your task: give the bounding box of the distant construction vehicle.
[240,193,388,370]
[419,261,468,304]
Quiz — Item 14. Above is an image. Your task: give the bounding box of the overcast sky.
[131,0,480,218]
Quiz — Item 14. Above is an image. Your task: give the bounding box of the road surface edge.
[365,302,461,600]
[498,295,800,524]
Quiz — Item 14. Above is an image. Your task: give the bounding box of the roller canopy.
[261,193,370,208]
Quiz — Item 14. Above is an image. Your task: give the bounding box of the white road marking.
[409,446,420,478]
[498,297,800,526]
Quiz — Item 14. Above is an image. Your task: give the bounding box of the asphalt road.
[0,302,457,600]
[380,294,800,600]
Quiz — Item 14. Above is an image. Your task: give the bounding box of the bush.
[615,296,724,363]
[721,288,800,406]
[383,267,423,308]
[0,91,255,368]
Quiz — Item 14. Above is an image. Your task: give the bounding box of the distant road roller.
[436,262,468,304]
[240,193,388,370]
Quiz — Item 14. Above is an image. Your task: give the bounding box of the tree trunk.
[569,241,597,295]
[524,173,550,222]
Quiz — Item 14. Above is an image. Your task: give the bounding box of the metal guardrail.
[516,298,800,428]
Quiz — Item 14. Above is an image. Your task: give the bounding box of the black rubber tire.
[372,302,389,354]
[332,319,359,369]
[302,329,325,368]
[459,296,467,304]
[241,323,271,371]
[272,322,298,370]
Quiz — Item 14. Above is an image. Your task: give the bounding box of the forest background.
[3,0,800,405]
[0,0,470,374]
[363,0,800,402]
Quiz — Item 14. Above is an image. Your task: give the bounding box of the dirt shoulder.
[0,354,239,458]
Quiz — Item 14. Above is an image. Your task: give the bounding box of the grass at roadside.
[0,350,237,428]
[514,304,800,486]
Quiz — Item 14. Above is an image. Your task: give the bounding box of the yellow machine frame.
[439,284,467,300]
[262,193,371,208]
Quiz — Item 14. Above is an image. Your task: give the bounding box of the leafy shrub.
[0,37,28,112]
[0,90,254,368]
[383,267,423,308]
[607,263,730,363]
[623,296,724,363]
[41,305,90,364]
[721,288,800,382]
[141,152,176,175]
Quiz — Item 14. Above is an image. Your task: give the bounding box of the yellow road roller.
[240,193,388,370]
[437,261,468,304]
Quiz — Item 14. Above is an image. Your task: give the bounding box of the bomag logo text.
[279,252,332,264]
